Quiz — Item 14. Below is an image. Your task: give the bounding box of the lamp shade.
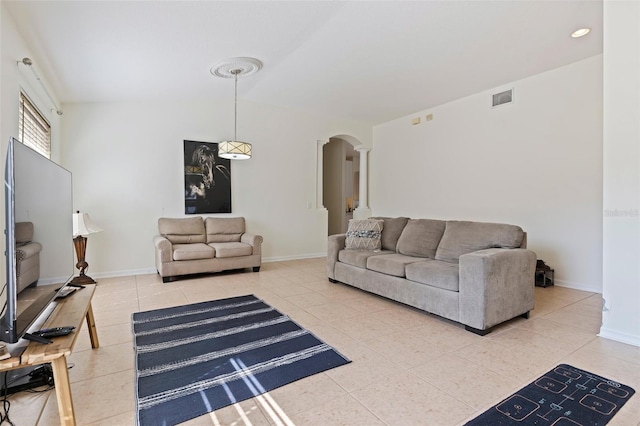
[72,212,103,237]
[218,141,252,160]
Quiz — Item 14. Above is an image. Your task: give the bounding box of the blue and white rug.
[132,294,350,426]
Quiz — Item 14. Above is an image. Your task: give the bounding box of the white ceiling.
[4,1,603,124]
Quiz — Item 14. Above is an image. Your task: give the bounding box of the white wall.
[1,5,64,280]
[600,0,640,347]
[372,55,603,292]
[2,3,373,278]
[60,99,372,276]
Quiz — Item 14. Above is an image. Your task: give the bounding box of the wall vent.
[491,88,514,108]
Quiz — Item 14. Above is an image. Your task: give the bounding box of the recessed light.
[571,28,591,38]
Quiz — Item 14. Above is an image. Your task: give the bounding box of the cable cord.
[0,372,15,426]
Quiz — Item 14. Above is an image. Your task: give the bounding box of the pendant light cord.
[233,69,239,141]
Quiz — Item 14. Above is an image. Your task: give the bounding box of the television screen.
[1,138,74,343]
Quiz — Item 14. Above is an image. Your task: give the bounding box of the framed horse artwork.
[183,140,231,214]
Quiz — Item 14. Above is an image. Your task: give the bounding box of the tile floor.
[5,258,640,425]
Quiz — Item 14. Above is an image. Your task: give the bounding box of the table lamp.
[70,211,103,285]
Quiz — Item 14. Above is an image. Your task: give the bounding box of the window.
[18,92,51,158]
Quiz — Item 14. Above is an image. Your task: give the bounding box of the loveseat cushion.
[405,260,460,291]
[172,243,215,261]
[371,217,410,251]
[159,217,206,244]
[396,219,446,258]
[206,217,245,243]
[366,253,423,278]
[209,242,253,258]
[435,221,525,263]
[345,219,384,250]
[338,249,393,269]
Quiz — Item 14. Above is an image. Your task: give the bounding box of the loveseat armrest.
[154,235,173,263]
[16,242,42,259]
[327,233,346,280]
[241,233,263,256]
[459,248,536,331]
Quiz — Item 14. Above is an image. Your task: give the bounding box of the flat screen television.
[0,137,74,344]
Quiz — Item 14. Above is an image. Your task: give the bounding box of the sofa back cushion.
[158,217,206,244]
[435,221,525,263]
[206,217,245,243]
[396,219,446,258]
[345,219,384,250]
[371,217,410,251]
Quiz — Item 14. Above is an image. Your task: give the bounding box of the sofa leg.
[162,276,175,283]
[520,311,530,319]
[253,266,260,272]
[465,325,491,336]
[328,278,338,283]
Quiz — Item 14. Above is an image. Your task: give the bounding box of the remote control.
[33,326,75,338]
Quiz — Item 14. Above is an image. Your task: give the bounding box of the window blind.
[18,92,51,159]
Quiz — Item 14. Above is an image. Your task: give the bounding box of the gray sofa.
[154,216,263,282]
[327,217,536,335]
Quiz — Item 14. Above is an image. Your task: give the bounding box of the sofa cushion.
[396,219,446,258]
[366,253,423,278]
[435,221,525,263]
[371,217,410,251]
[159,217,206,244]
[345,219,384,250]
[209,242,253,258]
[405,260,460,291]
[172,243,215,261]
[206,217,245,243]
[338,249,393,269]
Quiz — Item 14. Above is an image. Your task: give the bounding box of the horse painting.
[183,141,231,214]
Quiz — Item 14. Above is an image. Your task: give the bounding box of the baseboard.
[83,254,327,280]
[598,327,640,348]
[89,268,157,280]
[553,279,602,294]
[262,253,326,262]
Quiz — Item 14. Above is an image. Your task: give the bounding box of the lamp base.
[69,274,96,285]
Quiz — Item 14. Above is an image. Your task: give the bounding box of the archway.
[317,135,371,235]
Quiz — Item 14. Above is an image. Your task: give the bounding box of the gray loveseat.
[154,216,263,282]
[327,217,536,335]
[16,221,42,293]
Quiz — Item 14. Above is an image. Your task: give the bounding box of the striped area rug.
[132,294,350,426]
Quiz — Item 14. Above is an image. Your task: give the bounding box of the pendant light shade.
[211,57,262,160]
[218,141,252,160]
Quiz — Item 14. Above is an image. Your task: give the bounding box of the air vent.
[492,89,514,108]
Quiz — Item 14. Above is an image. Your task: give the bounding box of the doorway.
[323,137,360,235]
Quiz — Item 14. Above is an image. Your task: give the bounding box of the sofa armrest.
[241,233,263,256]
[153,235,173,263]
[327,233,346,280]
[459,248,536,330]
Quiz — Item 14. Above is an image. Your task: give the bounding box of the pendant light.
[211,57,262,160]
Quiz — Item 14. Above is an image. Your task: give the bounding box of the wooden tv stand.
[0,284,99,425]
